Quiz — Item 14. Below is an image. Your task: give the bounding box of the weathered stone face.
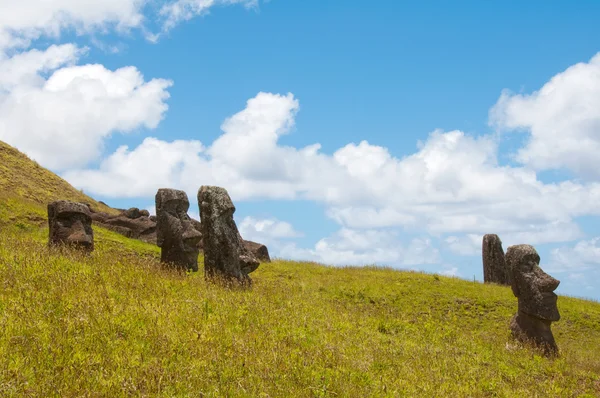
[156,189,202,271]
[198,185,260,286]
[482,234,509,285]
[506,244,560,321]
[48,200,94,252]
[506,244,560,355]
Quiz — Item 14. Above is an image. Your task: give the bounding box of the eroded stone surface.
[87,206,157,244]
[506,244,560,356]
[243,240,271,263]
[198,185,260,286]
[48,200,94,252]
[156,189,202,271]
[482,234,509,285]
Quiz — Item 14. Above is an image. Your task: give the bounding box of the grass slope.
[0,141,117,228]
[0,140,599,396]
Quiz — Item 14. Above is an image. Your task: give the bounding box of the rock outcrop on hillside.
[87,205,158,244]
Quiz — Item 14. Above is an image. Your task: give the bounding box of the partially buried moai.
[482,234,509,285]
[48,200,94,252]
[506,244,560,356]
[198,185,259,286]
[156,189,202,271]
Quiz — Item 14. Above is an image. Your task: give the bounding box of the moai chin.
[482,234,510,285]
[506,244,560,356]
[155,189,202,271]
[48,200,94,252]
[198,185,259,286]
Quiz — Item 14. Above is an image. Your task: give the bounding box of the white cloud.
[64,90,600,246]
[276,228,440,267]
[64,137,202,192]
[0,44,84,89]
[490,52,600,179]
[160,0,258,31]
[0,0,262,50]
[0,0,146,50]
[549,237,600,272]
[238,216,303,243]
[445,235,481,256]
[0,46,173,170]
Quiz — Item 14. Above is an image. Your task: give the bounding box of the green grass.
[0,139,599,396]
[1,228,599,397]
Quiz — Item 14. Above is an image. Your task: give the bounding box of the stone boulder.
[48,200,94,252]
[198,185,260,286]
[156,189,202,271]
[506,244,561,356]
[87,206,157,244]
[482,234,509,285]
[122,207,150,219]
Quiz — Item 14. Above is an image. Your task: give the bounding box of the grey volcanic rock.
[122,207,150,219]
[48,200,94,252]
[506,244,560,356]
[482,234,509,285]
[156,189,202,271]
[88,207,157,244]
[243,240,271,263]
[198,185,260,286]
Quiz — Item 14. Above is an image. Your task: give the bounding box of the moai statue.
[156,189,202,271]
[48,200,94,252]
[506,244,560,356]
[198,186,260,286]
[482,234,509,285]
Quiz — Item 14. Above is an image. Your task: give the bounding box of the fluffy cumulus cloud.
[0,0,263,170]
[238,216,303,242]
[65,90,600,251]
[490,52,600,179]
[0,46,172,169]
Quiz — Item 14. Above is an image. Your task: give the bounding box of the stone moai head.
[506,244,560,322]
[155,189,202,271]
[482,234,509,285]
[198,185,259,286]
[48,200,94,252]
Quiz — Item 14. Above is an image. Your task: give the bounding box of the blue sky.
[1,1,600,301]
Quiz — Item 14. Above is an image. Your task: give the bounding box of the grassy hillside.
[0,140,599,396]
[0,141,117,229]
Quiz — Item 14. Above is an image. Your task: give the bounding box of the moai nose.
[536,267,560,292]
[67,220,92,245]
[182,223,202,246]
